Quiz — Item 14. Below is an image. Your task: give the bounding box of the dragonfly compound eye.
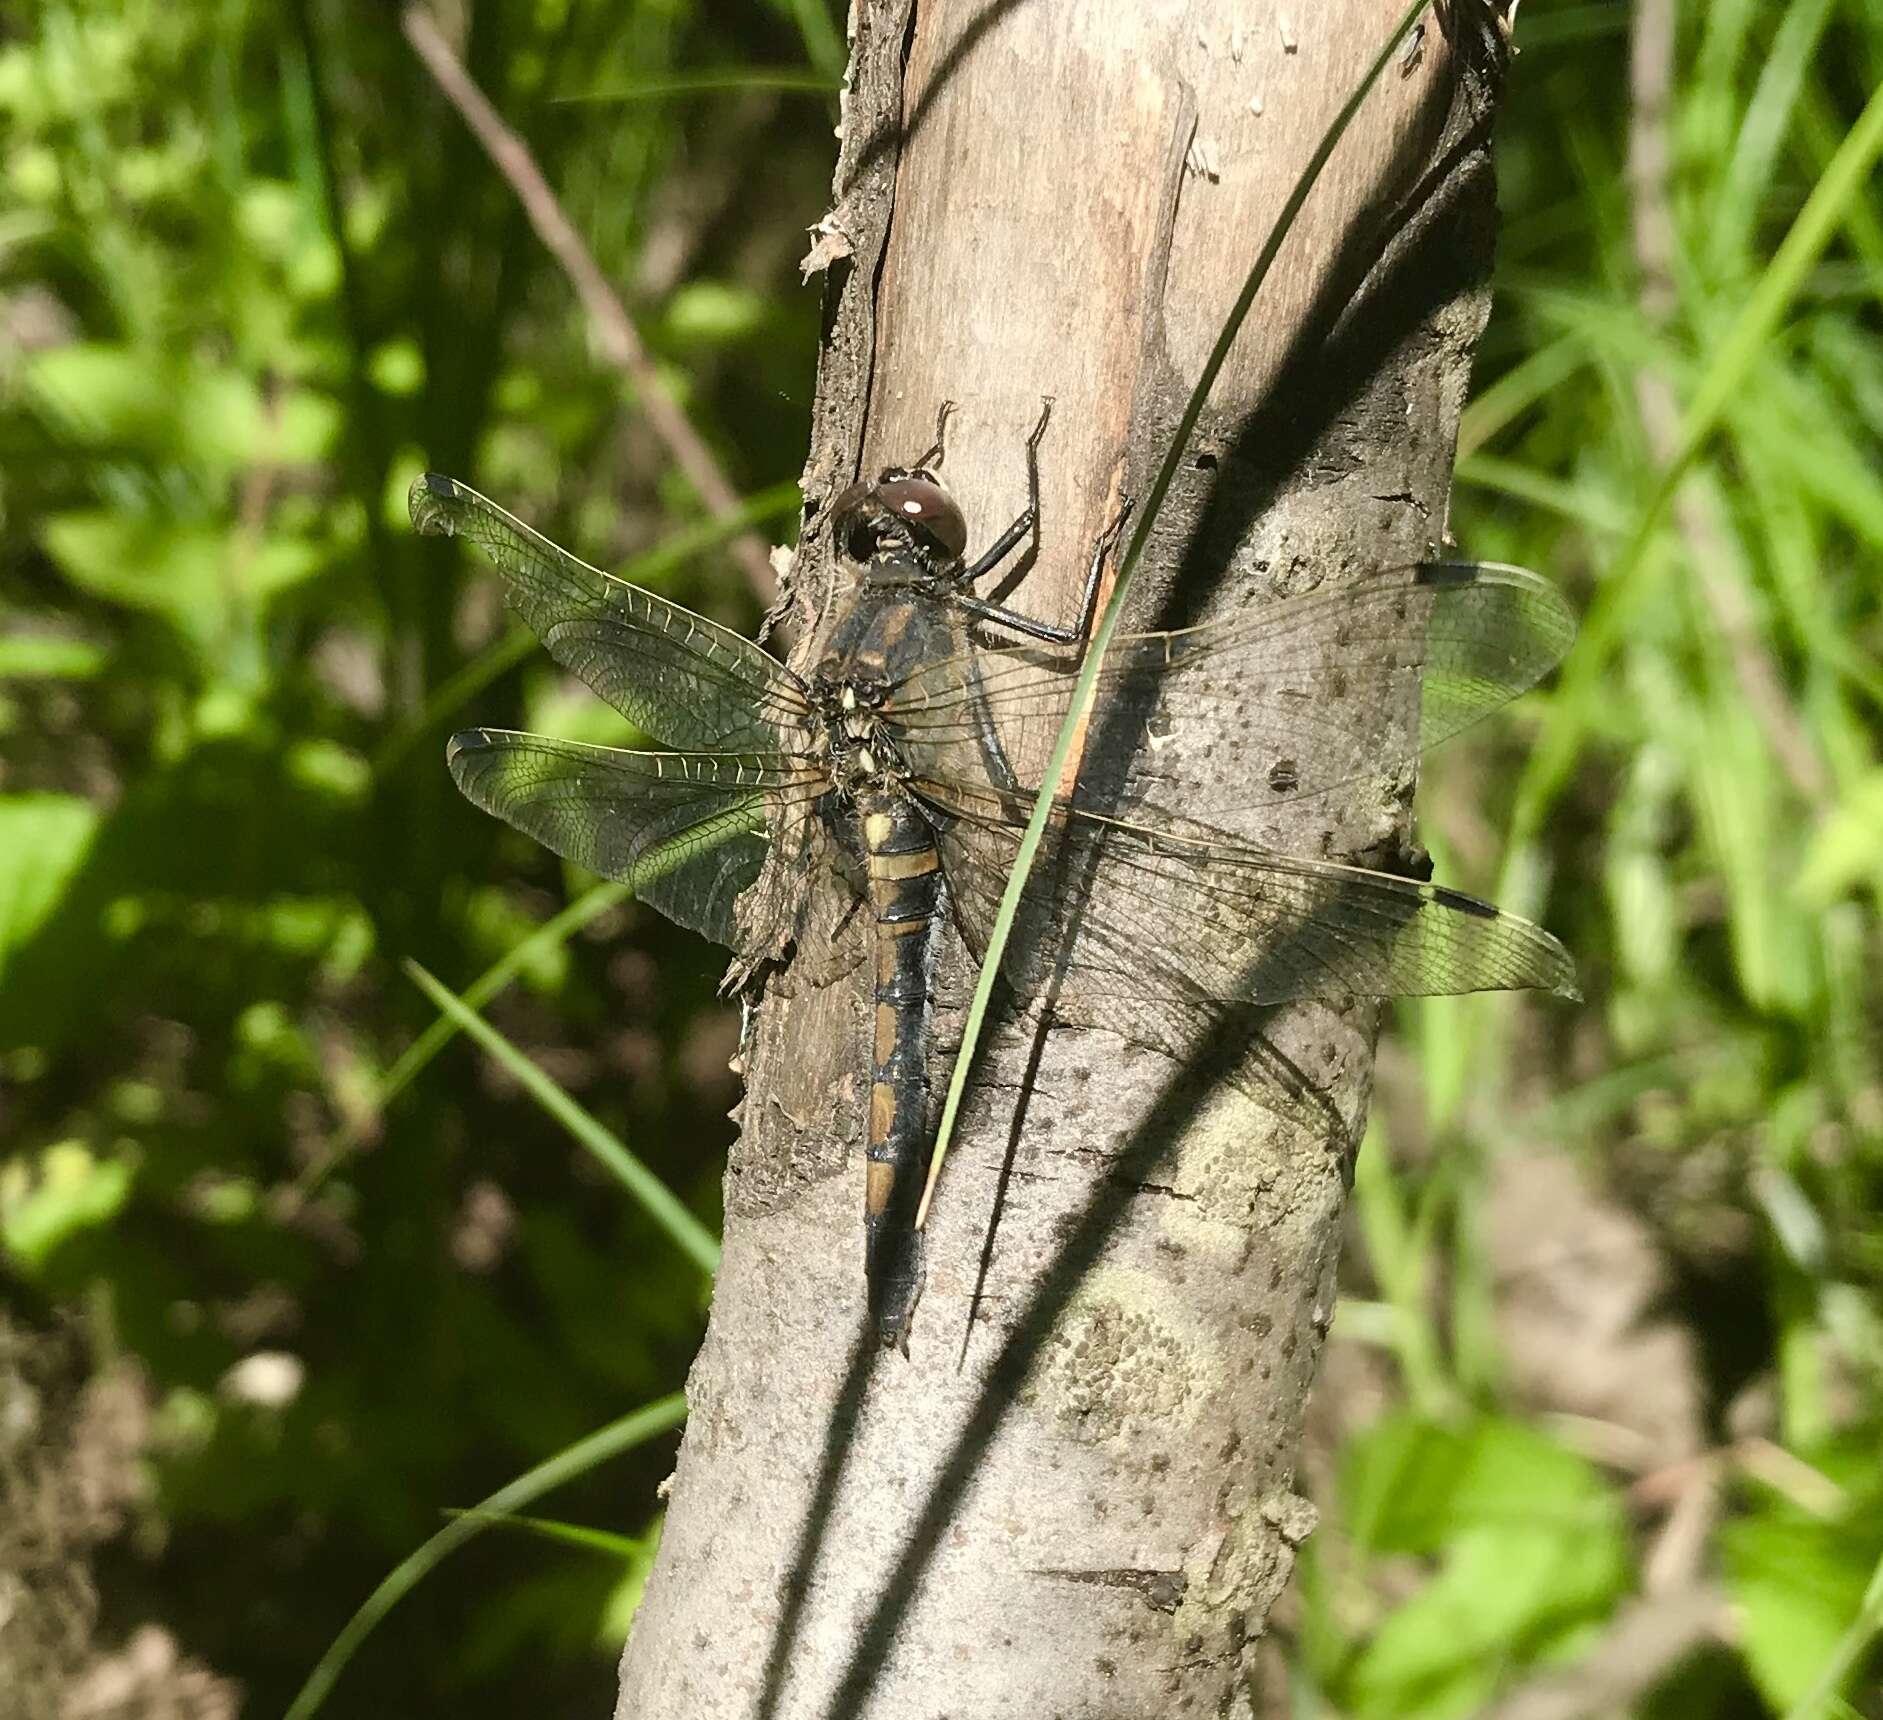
[872,475,968,563]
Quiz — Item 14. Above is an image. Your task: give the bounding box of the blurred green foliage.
[2,0,823,1711]
[1,0,1879,1715]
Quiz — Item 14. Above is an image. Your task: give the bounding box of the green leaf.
[40,509,324,644]
[0,795,99,981]
[0,1141,136,1271]
[1337,1415,1632,1720]
[1342,1413,1625,1555]
[0,635,106,680]
[1726,1500,1882,1714]
[1796,770,1883,906]
[1780,1544,1883,1720]
[367,337,425,397]
[1344,1523,1623,1720]
[27,342,261,472]
[663,280,771,346]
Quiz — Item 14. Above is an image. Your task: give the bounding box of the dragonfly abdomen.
[858,789,945,1351]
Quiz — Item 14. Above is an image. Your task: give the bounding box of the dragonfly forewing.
[411,474,815,754]
[890,560,1575,819]
[422,460,1579,1351]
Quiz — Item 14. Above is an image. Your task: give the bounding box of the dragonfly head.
[830,469,968,573]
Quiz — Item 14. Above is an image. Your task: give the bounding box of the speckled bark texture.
[616,3,1507,1715]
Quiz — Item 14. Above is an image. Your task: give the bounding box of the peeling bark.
[618,3,1506,1714]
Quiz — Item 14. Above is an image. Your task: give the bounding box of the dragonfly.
[410,410,1577,1350]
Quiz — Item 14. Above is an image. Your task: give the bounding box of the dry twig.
[401,5,781,607]
[1475,1583,1730,1720]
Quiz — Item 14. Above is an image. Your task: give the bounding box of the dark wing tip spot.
[445,727,493,764]
[409,471,465,537]
[1429,883,1501,920]
[1414,560,1478,587]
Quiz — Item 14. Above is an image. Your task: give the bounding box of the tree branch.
[617,3,1512,1712]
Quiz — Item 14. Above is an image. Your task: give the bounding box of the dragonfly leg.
[914,399,957,473]
[963,646,1023,792]
[957,492,1135,647]
[963,397,1051,586]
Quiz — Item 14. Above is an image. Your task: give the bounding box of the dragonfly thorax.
[819,682,909,794]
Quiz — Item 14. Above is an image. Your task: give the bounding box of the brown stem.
[1475,1583,1730,1720]
[400,5,781,609]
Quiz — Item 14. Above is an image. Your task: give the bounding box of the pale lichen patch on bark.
[1168,1482,1319,1671]
[1023,1268,1211,1444]
[1160,1084,1292,1232]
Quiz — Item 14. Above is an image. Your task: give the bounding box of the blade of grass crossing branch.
[403,959,721,1275]
[913,0,1432,1230]
[283,1392,687,1720]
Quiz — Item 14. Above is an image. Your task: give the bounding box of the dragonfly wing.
[891,561,1574,814]
[919,776,1578,1009]
[413,474,813,752]
[448,728,824,952]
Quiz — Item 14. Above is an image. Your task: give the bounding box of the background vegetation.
[0,1,1878,1715]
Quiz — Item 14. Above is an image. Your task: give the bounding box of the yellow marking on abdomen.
[865,1160,896,1216]
[869,846,939,881]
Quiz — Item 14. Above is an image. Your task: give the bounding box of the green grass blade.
[403,959,721,1275]
[440,1509,646,1561]
[914,0,1431,1230]
[785,0,848,80]
[554,67,840,103]
[282,1393,686,1720]
[1454,452,1629,532]
[1662,76,1883,482]
[1706,0,1835,281]
[1779,1544,1883,1720]
[1456,331,1593,456]
[296,881,631,1199]
[1510,72,1883,849]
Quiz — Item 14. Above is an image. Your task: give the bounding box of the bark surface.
[617,3,1507,1715]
